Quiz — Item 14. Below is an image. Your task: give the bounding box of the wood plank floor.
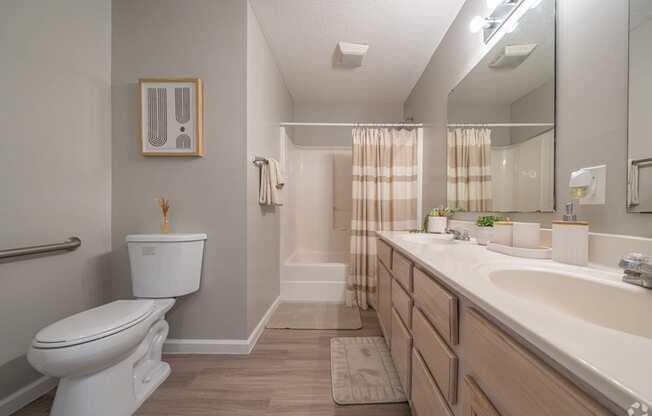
[15,309,411,416]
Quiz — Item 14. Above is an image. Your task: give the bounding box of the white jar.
[475,226,493,246]
[493,221,513,246]
[427,216,448,234]
[513,222,541,248]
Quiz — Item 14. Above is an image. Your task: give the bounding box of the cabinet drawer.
[392,250,413,291]
[412,307,458,404]
[411,349,454,416]
[391,308,412,397]
[463,308,612,416]
[377,261,392,344]
[413,268,459,345]
[391,279,412,328]
[463,376,501,416]
[377,238,393,270]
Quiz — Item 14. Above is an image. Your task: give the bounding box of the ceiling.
[448,0,555,106]
[249,0,466,104]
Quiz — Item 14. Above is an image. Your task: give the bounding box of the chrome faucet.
[446,228,471,241]
[619,253,652,289]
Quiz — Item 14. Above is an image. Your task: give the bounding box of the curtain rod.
[280,122,424,127]
[447,123,554,127]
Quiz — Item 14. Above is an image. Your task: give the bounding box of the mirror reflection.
[628,0,652,213]
[446,0,555,213]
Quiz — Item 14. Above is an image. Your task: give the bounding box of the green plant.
[429,206,459,218]
[475,215,505,227]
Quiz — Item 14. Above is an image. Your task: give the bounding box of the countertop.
[377,231,652,414]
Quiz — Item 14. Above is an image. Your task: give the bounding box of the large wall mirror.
[628,0,652,213]
[446,0,555,213]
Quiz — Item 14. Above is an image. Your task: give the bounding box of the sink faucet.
[619,253,652,289]
[446,228,470,241]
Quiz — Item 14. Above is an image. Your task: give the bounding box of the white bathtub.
[281,251,349,303]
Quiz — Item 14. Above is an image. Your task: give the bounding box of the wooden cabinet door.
[463,376,501,416]
[377,261,392,344]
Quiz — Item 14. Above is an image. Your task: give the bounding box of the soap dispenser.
[552,202,589,266]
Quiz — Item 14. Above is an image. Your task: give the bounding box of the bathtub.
[281,251,349,303]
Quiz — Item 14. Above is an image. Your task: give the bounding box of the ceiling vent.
[335,42,369,68]
[489,43,537,69]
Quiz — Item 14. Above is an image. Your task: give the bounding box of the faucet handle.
[619,253,652,274]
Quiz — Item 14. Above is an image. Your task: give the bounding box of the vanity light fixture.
[470,0,523,41]
[469,16,500,34]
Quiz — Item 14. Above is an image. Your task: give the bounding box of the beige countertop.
[377,231,652,413]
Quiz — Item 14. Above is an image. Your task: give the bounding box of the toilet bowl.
[27,233,206,416]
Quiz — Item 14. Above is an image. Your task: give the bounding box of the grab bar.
[0,237,81,260]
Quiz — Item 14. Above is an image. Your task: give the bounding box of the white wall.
[245,2,293,335]
[405,0,652,238]
[0,0,111,400]
[285,146,352,259]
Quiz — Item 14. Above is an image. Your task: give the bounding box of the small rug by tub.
[330,337,407,405]
[266,302,362,330]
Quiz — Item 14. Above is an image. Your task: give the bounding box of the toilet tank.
[126,233,207,298]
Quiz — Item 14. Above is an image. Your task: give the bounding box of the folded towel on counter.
[259,158,284,206]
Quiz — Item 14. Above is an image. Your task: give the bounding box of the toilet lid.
[34,300,154,349]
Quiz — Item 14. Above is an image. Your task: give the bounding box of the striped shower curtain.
[447,128,492,211]
[347,128,418,310]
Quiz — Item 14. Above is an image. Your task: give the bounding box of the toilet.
[27,233,207,416]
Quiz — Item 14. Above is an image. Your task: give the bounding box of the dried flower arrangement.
[158,197,171,234]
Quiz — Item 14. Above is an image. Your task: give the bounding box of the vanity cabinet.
[462,376,501,416]
[391,309,412,396]
[463,308,612,416]
[377,260,393,344]
[375,236,616,416]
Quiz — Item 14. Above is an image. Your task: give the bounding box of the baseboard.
[245,295,280,353]
[0,376,57,416]
[164,296,280,355]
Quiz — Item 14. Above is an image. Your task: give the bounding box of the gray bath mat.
[330,336,407,405]
[266,302,362,330]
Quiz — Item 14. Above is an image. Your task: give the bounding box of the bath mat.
[266,302,362,330]
[330,336,407,405]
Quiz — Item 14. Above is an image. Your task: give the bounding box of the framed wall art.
[139,78,203,157]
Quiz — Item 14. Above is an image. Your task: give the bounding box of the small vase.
[427,216,448,234]
[160,216,171,234]
[476,226,493,246]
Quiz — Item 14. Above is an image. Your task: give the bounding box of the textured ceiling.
[250,0,466,104]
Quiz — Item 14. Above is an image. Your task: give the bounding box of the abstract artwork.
[139,79,203,156]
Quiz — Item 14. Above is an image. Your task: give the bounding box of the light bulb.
[469,16,487,34]
[486,0,502,9]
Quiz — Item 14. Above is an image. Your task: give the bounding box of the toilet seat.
[33,300,155,349]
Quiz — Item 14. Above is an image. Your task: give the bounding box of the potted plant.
[426,206,456,234]
[475,215,505,245]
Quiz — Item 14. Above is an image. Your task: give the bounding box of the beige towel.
[259,158,284,206]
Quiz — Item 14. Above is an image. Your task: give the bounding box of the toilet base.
[49,318,170,416]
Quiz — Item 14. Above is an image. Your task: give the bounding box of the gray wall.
[111,0,249,339]
[245,3,293,336]
[405,0,652,238]
[0,0,111,400]
[510,79,555,144]
[292,102,403,147]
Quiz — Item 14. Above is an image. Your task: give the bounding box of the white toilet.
[28,233,207,416]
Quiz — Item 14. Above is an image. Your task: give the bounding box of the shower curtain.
[347,127,418,309]
[447,128,492,211]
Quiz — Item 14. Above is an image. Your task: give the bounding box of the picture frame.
[138,78,203,157]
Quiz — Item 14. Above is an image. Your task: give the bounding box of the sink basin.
[400,233,454,244]
[488,268,652,339]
